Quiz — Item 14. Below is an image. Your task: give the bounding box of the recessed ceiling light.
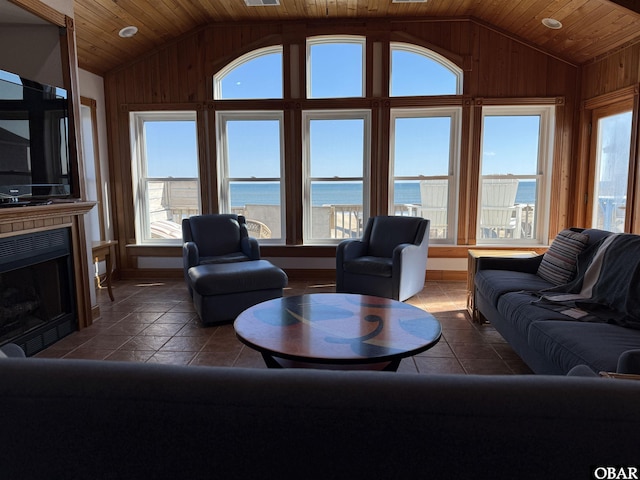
[541,18,562,30]
[118,26,138,38]
[245,0,279,5]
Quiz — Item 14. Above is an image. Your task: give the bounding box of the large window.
[301,36,370,244]
[212,37,465,245]
[130,111,200,243]
[214,46,285,242]
[303,111,370,243]
[589,102,633,233]
[216,112,285,242]
[389,108,461,244]
[478,106,555,244]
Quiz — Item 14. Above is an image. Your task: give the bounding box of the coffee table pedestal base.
[262,353,400,371]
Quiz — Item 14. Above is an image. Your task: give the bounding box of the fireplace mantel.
[0,201,96,330]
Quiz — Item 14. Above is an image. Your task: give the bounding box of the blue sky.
[144,43,541,179]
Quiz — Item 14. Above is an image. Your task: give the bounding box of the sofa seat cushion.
[496,291,578,338]
[343,256,392,278]
[188,260,288,296]
[200,253,251,265]
[527,320,640,374]
[475,270,553,307]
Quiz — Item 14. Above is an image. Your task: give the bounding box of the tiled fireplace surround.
[0,202,95,353]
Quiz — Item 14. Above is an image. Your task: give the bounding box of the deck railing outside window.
[147,179,536,240]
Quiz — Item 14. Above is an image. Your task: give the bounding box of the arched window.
[390,42,462,96]
[213,46,283,100]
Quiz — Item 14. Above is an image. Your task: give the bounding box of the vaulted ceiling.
[8,0,640,75]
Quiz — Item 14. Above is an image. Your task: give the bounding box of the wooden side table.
[599,372,640,380]
[467,249,538,323]
[92,240,118,301]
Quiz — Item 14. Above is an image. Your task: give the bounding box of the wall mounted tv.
[0,68,73,206]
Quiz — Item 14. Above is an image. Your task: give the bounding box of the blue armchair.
[182,214,260,296]
[182,214,287,324]
[336,216,430,301]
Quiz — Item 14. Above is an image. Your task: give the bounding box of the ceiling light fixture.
[118,26,138,38]
[541,18,562,30]
[244,0,280,5]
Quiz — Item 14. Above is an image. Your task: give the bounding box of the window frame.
[130,110,200,244]
[388,107,462,245]
[478,104,555,245]
[215,110,286,244]
[302,109,372,245]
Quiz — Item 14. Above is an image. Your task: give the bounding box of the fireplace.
[0,228,76,355]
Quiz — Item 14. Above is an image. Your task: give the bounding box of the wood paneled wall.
[104,17,579,276]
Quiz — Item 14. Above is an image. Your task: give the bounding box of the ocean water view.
[230,181,537,207]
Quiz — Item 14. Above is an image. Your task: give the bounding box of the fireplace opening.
[0,228,76,356]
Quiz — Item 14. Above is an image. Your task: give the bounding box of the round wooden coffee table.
[234,293,441,371]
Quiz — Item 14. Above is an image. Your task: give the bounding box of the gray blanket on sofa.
[536,233,640,330]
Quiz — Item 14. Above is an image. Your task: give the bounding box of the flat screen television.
[0,68,72,205]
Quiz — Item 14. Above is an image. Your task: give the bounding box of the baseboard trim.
[120,267,467,282]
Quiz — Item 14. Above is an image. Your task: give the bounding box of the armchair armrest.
[241,237,261,260]
[617,350,640,375]
[337,240,368,262]
[183,242,200,270]
[0,343,25,358]
[476,255,543,274]
[336,239,368,293]
[393,241,429,301]
[393,242,424,267]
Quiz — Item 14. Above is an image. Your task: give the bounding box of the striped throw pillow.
[537,229,589,285]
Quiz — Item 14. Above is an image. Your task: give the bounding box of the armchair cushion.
[367,216,424,258]
[343,256,392,278]
[200,252,253,265]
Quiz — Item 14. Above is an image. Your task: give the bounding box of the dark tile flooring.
[37,278,532,375]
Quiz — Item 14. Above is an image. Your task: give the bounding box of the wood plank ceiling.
[48,0,640,74]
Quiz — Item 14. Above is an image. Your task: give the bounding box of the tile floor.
[36,278,532,375]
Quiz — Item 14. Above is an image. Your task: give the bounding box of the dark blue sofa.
[1,357,640,479]
[474,228,640,374]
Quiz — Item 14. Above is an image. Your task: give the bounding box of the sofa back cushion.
[537,229,589,286]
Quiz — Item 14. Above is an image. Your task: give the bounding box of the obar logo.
[593,467,639,479]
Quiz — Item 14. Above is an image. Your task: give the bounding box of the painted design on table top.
[248,294,440,357]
